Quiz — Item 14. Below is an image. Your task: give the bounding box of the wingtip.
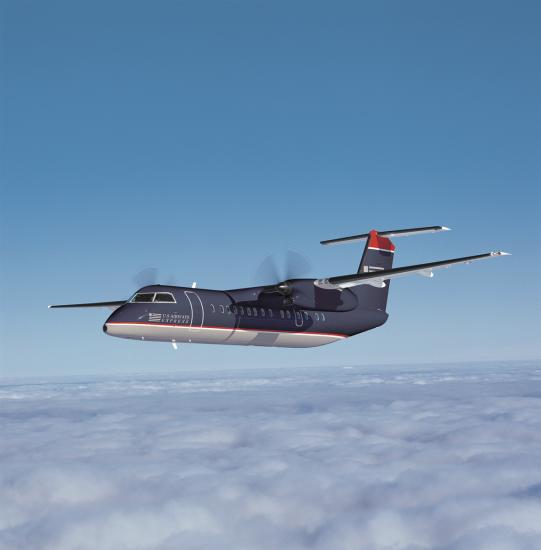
[47,305,52,309]
[492,251,511,256]
[441,226,451,231]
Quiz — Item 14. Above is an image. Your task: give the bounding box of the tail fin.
[358,230,395,274]
[353,230,394,311]
[320,225,449,312]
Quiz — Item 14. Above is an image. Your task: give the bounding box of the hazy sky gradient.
[1,0,540,376]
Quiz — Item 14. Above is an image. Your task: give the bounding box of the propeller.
[132,268,178,289]
[254,250,312,301]
[255,250,312,285]
[254,256,280,286]
[284,250,311,280]
[133,267,159,288]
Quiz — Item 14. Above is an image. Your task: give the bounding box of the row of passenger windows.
[209,304,326,321]
[129,292,326,320]
[130,292,176,303]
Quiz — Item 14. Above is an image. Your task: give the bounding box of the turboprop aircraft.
[49,226,509,348]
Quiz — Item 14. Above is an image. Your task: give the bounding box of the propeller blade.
[285,250,311,280]
[254,255,281,285]
[133,267,159,289]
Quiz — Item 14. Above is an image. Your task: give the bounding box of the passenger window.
[303,311,309,320]
[226,305,231,314]
[210,304,215,313]
[315,312,320,321]
[321,312,326,321]
[154,292,175,303]
[286,310,291,320]
[280,310,284,319]
[247,307,252,316]
[219,305,225,313]
[261,308,265,317]
[232,305,238,314]
[132,293,155,303]
[268,309,273,318]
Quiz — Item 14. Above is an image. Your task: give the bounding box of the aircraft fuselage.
[104,280,389,348]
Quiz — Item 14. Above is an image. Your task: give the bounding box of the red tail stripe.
[368,230,395,252]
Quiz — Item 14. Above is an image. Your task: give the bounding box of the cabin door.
[184,291,204,331]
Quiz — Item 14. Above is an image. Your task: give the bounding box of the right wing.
[314,251,510,289]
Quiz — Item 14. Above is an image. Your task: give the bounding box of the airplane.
[49,226,509,349]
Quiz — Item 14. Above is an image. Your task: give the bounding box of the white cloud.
[1,362,541,549]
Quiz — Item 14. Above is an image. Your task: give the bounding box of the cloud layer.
[1,361,541,549]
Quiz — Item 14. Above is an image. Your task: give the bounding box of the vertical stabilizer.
[355,230,395,311]
[319,225,451,314]
[358,230,395,273]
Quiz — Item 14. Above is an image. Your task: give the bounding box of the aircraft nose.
[103,309,120,334]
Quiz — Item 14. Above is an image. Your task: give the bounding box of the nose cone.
[103,308,121,336]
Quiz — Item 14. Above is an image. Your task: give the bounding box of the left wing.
[314,251,510,290]
[48,300,126,310]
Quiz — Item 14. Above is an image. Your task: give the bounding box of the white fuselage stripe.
[106,322,347,339]
[105,322,347,348]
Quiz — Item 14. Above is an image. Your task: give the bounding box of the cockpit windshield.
[130,292,176,303]
[132,293,154,303]
[155,292,175,303]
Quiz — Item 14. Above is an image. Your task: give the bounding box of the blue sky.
[1,0,540,376]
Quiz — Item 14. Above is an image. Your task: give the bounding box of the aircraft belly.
[105,323,344,348]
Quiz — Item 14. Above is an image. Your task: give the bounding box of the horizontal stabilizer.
[48,300,126,309]
[314,251,510,290]
[321,225,450,246]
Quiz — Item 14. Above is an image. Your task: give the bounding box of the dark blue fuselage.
[104,279,389,348]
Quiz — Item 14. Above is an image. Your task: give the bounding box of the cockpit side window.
[154,292,176,303]
[132,293,155,303]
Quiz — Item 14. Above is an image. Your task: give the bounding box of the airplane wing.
[48,300,126,309]
[314,251,510,289]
